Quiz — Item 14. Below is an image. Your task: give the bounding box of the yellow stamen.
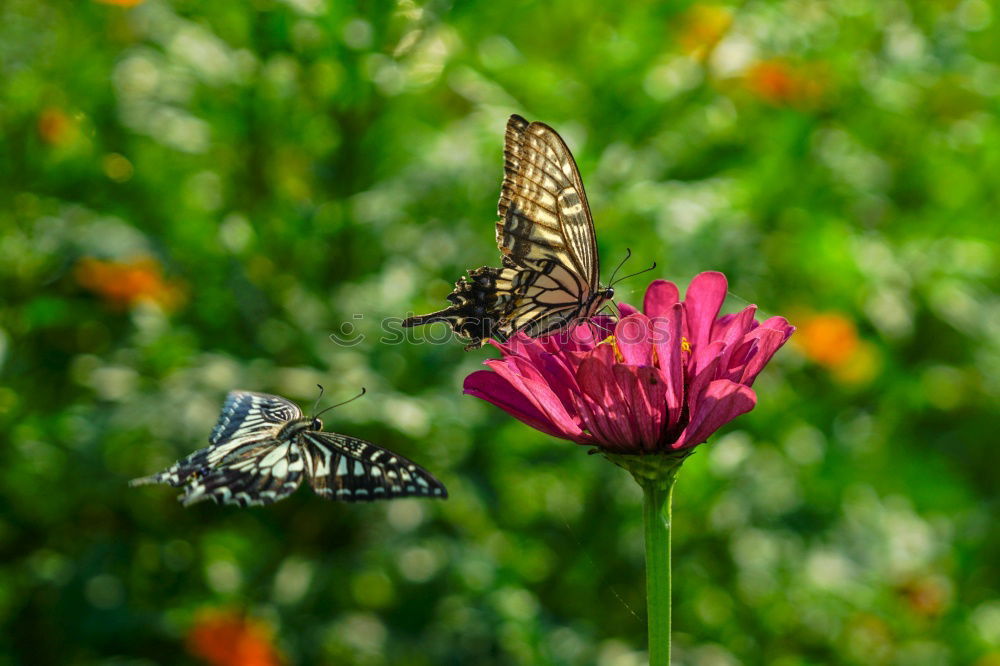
[598,335,625,362]
[681,336,692,353]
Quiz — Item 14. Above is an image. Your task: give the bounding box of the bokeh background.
[2,0,999,664]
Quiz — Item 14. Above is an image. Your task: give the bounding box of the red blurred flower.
[464,272,794,454]
[186,608,284,666]
[93,0,146,6]
[745,59,826,108]
[75,255,185,311]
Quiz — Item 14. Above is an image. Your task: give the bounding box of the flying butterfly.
[130,388,447,507]
[403,114,652,349]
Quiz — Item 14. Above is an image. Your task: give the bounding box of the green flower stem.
[641,476,675,666]
[603,451,688,666]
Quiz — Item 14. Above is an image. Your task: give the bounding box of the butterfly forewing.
[300,431,448,502]
[499,115,599,286]
[209,391,302,444]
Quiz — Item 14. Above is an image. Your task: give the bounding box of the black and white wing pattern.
[208,391,301,445]
[130,391,300,488]
[300,431,448,502]
[179,438,306,507]
[403,114,612,349]
[131,390,447,507]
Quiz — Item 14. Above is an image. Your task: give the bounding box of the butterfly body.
[404,114,612,349]
[277,416,323,439]
[131,391,447,507]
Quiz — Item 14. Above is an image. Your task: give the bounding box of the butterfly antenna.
[610,261,657,287]
[311,384,325,418]
[315,387,367,419]
[607,248,632,285]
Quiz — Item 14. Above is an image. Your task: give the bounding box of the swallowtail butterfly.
[130,390,447,506]
[404,114,618,349]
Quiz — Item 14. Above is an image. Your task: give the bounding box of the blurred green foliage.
[1,0,999,664]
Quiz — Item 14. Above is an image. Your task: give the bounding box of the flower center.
[599,335,625,362]
[681,336,692,353]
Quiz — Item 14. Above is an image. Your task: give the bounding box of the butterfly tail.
[128,474,163,487]
[129,449,212,488]
[401,310,452,328]
[404,266,509,348]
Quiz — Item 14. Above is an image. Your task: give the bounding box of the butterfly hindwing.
[180,438,306,507]
[404,114,609,348]
[301,431,448,503]
[130,391,299,488]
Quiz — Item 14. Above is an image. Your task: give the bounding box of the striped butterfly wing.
[403,115,608,348]
[178,437,306,507]
[130,391,300,488]
[493,115,606,338]
[497,114,599,287]
[208,391,301,444]
[300,431,448,503]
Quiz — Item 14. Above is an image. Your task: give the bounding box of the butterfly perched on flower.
[404,114,646,350]
[130,389,447,506]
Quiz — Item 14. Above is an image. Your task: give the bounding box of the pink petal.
[690,340,726,382]
[485,359,585,439]
[712,305,757,345]
[589,341,618,366]
[615,314,654,366]
[684,271,728,352]
[672,380,757,450]
[463,371,573,440]
[538,321,603,353]
[617,302,640,318]
[613,364,668,451]
[643,279,680,318]
[737,326,795,386]
[577,353,633,449]
[650,304,684,428]
[713,305,758,375]
[761,316,795,339]
[488,332,541,359]
[528,352,585,413]
[568,391,612,448]
[686,341,725,419]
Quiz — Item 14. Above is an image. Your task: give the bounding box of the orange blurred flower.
[745,59,826,108]
[187,608,284,666]
[794,312,879,385]
[795,313,859,367]
[37,108,77,146]
[94,0,146,6]
[677,5,733,60]
[75,256,185,311]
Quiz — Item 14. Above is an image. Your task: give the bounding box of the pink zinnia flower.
[463,272,794,454]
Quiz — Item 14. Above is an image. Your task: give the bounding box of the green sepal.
[601,449,692,490]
